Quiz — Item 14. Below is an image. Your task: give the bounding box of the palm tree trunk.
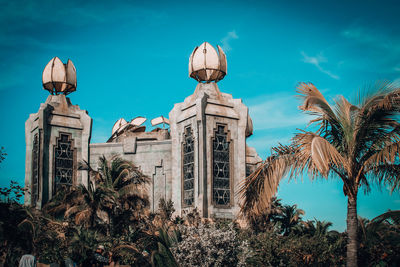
[346,196,358,267]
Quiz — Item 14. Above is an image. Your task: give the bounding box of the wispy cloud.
[243,94,313,157]
[248,94,310,131]
[246,133,293,158]
[220,31,238,52]
[341,25,400,75]
[301,51,339,80]
[341,26,400,53]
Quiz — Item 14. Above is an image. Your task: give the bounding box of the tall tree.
[240,82,400,266]
[64,183,115,230]
[83,155,150,209]
[276,204,304,236]
[89,156,150,235]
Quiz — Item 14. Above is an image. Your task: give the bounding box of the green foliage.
[247,197,283,233]
[171,223,251,267]
[158,198,175,221]
[241,226,347,266]
[0,180,26,203]
[1,154,399,266]
[358,213,400,266]
[0,203,33,265]
[0,146,6,164]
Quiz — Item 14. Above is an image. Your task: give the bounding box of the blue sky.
[0,0,399,231]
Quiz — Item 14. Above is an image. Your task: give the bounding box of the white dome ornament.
[189,42,227,83]
[42,57,77,95]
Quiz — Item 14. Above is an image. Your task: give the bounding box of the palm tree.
[276,204,304,236]
[90,156,150,235]
[240,82,400,267]
[82,156,150,209]
[358,211,400,265]
[246,197,283,232]
[314,220,334,237]
[65,183,116,230]
[69,226,102,262]
[43,185,81,220]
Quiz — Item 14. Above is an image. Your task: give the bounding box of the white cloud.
[248,94,311,131]
[220,31,238,52]
[246,133,293,158]
[301,51,340,80]
[245,93,320,157]
[341,26,400,53]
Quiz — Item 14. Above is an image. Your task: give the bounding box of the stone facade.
[25,95,92,209]
[25,44,261,218]
[170,82,257,218]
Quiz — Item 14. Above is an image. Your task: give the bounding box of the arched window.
[31,133,39,206]
[182,126,194,206]
[54,133,74,193]
[212,125,231,206]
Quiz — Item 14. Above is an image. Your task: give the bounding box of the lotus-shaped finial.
[189,42,227,83]
[42,57,77,95]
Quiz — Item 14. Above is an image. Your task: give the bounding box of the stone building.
[24,42,261,218]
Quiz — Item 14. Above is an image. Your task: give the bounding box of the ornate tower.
[169,42,260,218]
[24,57,92,208]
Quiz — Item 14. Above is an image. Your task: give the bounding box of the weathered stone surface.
[25,84,260,219]
[169,82,257,218]
[25,95,92,208]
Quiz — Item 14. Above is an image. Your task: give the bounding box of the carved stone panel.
[153,165,166,211]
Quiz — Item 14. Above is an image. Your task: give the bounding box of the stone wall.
[89,139,172,212]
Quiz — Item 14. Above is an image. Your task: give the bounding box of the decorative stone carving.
[153,165,166,211]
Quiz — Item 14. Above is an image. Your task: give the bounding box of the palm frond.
[113,244,140,254]
[239,144,296,215]
[75,210,91,225]
[293,132,349,177]
[64,205,83,219]
[370,210,400,225]
[364,139,400,167]
[297,82,335,118]
[368,164,400,192]
[118,183,148,199]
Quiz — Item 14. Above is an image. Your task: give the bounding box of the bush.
[240,229,346,266]
[171,223,251,267]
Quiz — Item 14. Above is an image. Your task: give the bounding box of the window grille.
[212,125,230,206]
[182,126,195,206]
[54,133,74,193]
[31,133,39,206]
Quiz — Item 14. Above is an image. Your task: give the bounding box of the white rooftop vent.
[151,116,170,128]
[189,42,227,83]
[111,118,128,136]
[43,57,77,95]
